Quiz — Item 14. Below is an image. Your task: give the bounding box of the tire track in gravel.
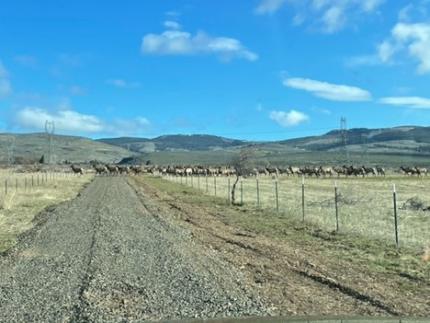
[0,177,271,322]
[71,185,105,322]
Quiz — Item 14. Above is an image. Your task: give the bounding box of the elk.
[376,166,385,176]
[400,166,419,176]
[93,164,107,175]
[319,166,334,177]
[362,166,377,176]
[70,164,84,175]
[106,164,119,175]
[417,167,428,176]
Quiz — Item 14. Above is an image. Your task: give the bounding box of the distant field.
[0,169,93,252]
[165,173,430,251]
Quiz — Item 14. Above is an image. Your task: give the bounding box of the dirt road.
[0,177,269,322]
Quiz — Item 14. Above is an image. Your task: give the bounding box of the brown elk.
[71,164,84,175]
[93,164,107,175]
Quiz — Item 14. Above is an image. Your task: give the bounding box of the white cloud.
[378,22,430,74]
[141,28,258,62]
[270,110,309,127]
[16,107,104,133]
[255,0,385,33]
[106,79,141,89]
[377,40,397,63]
[255,0,286,14]
[380,96,430,109]
[283,77,372,101]
[15,107,151,135]
[0,61,12,98]
[321,5,345,33]
[164,20,181,29]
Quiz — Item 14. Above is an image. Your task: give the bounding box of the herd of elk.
[70,163,429,178]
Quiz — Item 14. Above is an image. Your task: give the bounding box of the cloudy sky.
[1,0,430,140]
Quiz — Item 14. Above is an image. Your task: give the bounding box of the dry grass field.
[0,169,93,252]
[165,174,430,251]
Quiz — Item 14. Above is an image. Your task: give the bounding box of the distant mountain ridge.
[278,126,430,153]
[2,126,430,164]
[98,126,430,154]
[97,134,248,153]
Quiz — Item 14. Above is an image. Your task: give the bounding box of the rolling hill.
[0,133,133,164]
[2,126,430,166]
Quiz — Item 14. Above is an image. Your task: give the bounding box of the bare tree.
[230,148,256,205]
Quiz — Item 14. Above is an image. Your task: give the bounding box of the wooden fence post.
[256,179,260,208]
[302,176,305,222]
[275,180,279,212]
[393,184,399,249]
[335,181,339,232]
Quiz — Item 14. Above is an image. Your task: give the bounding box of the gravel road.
[0,177,270,322]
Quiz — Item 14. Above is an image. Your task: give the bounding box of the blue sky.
[1,0,430,140]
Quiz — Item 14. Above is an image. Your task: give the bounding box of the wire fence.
[163,174,430,251]
[0,170,87,209]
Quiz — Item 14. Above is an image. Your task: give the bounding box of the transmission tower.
[340,117,350,164]
[45,120,55,164]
